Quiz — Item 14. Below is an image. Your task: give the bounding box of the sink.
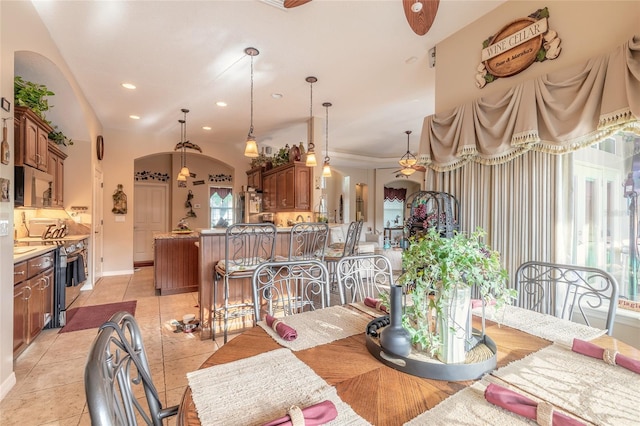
[13,247,37,255]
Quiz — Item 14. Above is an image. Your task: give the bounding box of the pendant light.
[243,47,260,158]
[399,130,417,176]
[176,108,190,181]
[305,76,317,167]
[322,102,332,178]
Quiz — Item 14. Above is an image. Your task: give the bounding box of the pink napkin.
[485,383,584,425]
[364,297,388,313]
[266,315,297,341]
[572,338,640,374]
[262,400,338,426]
[471,298,496,309]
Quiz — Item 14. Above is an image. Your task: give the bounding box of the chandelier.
[176,108,190,181]
[398,130,417,176]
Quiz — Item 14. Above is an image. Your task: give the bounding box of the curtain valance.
[419,35,640,172]
[384,187,407,202]
[210,187,232,199]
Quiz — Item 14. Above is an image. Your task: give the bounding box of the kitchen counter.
[154,232,198,239]
[198,226,295,235]
[13,245,57,263]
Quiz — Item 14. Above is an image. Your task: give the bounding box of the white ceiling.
[25,0,505,168]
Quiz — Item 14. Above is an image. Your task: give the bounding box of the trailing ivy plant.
[15,76,72,146]
[395,227,516,357]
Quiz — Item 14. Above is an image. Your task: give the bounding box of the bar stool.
[212,223,277,343]
[324,220,363,294]
[288,222,329,261]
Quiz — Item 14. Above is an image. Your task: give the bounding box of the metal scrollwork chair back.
[252,259,330,322]
[85,311,178,426]
[289,222,330,261]
[336,254,394,305]
[515,261,620,335]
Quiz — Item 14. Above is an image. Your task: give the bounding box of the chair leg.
[223,275,230,344]
[212,273,218,342]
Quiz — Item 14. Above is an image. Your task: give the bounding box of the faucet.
[295,214,305,223]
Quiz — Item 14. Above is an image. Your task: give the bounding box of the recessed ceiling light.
[271,93,283,99]
[121,83,136,89]
[129,115,140,120]
[202,126,212,130]
[216,101,227,107]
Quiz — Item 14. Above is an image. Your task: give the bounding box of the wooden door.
[133,183,168,263]
[93,167,104,284]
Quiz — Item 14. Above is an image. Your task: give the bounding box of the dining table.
[177,304,640,426]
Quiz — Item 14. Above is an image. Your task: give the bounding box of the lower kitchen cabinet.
[154,234,199,295]
[14,251,55,359]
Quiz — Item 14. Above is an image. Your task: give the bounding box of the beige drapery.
[419,36,640,172]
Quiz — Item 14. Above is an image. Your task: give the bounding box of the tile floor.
[0,267,227,426]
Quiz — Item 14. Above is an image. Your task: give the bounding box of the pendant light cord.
[249,53,254,136]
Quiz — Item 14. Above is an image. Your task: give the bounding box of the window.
[571,132,639,302]
[210,187,233,227]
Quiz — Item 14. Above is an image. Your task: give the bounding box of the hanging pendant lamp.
[243,47,260,158]
[322,102,332,178]
[175,108,191,181]
[399,130,417,176]
[305,76,317,167]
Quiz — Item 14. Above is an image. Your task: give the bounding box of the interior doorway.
[133,183,169,264]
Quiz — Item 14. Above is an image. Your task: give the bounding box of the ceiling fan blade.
[403,0,440,36]
[413,165,427,172]
[283,0,312,8]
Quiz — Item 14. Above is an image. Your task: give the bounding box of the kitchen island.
[154,232,199,295]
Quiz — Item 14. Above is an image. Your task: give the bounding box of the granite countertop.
[199,226,294,235]
[13,245,57,263]
[16,234,90,244]
[154,231,198,239]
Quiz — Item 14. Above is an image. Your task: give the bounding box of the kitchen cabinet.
[154,234,199,295]
[246,167,263,192]
[48,142,67,207]
[14,106,53,171]
[261,161,312,212]
[262,172,277,212]
[13,250,55,358]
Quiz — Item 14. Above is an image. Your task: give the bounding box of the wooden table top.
[177,312,640,426]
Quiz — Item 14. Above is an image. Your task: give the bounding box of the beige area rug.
[187,348,370,426]
[257,306,371,351]
[404,381,540,425]
[472,305,606,345]
[491,343,640,425]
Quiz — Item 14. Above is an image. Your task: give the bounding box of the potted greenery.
[14,76,72,146]
[397,227,516,363]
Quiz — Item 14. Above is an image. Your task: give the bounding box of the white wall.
[435,0,640,112]
[0,1,102,401]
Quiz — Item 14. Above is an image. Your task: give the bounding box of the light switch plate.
[0,219,8,236]
[194,203,201,209]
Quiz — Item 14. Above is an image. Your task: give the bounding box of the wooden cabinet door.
[28,274,45,341]
[42,269,54,328]
[23,117,40,169]
[246,168,263,192]
[276,168,295,210]
[263,173,277,211]
[36,127,49,171]
[48,144,66,207]
[294,165,312,210]
[13,282,29,356]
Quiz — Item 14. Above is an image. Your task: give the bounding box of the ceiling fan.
[393,130,426,177]
[283,0,312,8]
[403,0,440,36]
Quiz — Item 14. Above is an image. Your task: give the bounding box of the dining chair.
[85,311,178,426]
[288,222,330,261]
[252,259,330,321]
[336,254,394,305]
[514,260,620,335]
[212,223,277,343]
[324,220,364,291]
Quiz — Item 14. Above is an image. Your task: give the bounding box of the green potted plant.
[397,227,516,363]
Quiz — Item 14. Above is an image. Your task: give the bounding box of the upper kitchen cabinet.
[14,106,53,172]
[246,167,263,192]
[47,142,67,207]
[262,162,312,212]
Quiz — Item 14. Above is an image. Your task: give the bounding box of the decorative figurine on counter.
[112,184,127,214]
[185,190,197,217]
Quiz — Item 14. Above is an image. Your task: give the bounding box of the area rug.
[59,301,137,333]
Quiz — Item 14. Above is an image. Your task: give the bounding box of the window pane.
[210,187,233,227]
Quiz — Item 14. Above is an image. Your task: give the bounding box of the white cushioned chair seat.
[216,258,266,273]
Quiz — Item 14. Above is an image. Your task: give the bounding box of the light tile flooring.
[0,267,228,426]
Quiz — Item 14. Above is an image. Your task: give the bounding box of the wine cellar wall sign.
[476,7,561,88]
